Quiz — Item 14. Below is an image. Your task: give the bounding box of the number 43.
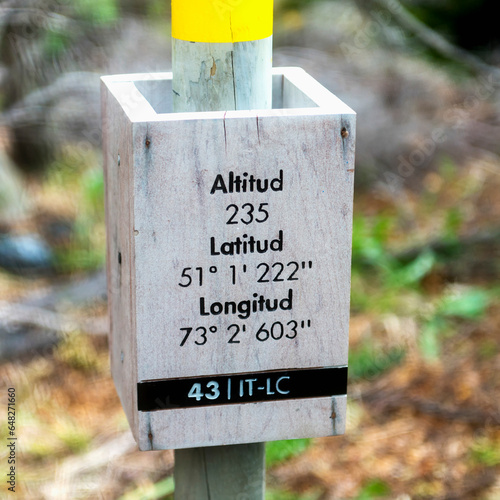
[188,381,220,401]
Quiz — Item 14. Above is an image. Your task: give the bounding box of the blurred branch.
[0,300,76,332]
[363,387,500,426]
[0,270,107,359]
[41,433,140,500]
[0,300,107,335]
[0,71,100,128]
[0,7,80,32]
[395,227,500,262]
[21,269,107,310]
[41,431,174,500]
[356,0,500,82]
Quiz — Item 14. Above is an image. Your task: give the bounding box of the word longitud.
[200,289,293,320]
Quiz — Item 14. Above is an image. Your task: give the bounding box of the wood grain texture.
[132,114,350,381]
[101,68,355,450]
[140,396,346,450]
[172,31,270,500]
[174,443,265,500]
[172,38,272,112]
[101,80,139,438]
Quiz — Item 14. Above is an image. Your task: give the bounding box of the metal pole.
[171,1,273,498]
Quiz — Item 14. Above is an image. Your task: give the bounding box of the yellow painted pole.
[171,0,273,111]
[172,1,273,498]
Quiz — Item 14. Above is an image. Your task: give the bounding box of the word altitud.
[210,170,284,194]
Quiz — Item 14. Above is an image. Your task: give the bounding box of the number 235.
[226,203,269,225]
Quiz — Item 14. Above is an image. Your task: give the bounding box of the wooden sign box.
[101,68,356,451]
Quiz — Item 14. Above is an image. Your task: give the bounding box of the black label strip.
[137,366,347,412]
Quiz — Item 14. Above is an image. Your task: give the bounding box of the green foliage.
[266,439,312,467]
[351,190,495,363]
[119,477,174,500]
[75,0,118,24]
[388,249,436,288]
[351,215,394,271]
[349,341,405,381]
[419,317,445,361]
[80,167,105,217]
[352,215,437,291]
[266,489,321,500]
[438,289,491,319]
[146,0,171,19]
[119,441,314,500]
[21,410,93,459]
[350,214,438,322]
[66,168,106,271]
[44,149,106,273]
[39,0,119,59]
[469,437,500,466]
[55,246,105,272]
[57,421,93,454]
[478,339,498,360]
[119,475,321,500]
[355,479,391,500]
[55,332,103,373]
[443,207,463,241]
[438,156,458,181]
[44,151,82,187]
[43,29,72,57]
[419,288,492,360]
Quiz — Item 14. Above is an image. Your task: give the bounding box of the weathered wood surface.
[101,68,355,450]
[172,38,272,112]
[171,20,271,499]
[101,77,140,438]
[174,443,265,500]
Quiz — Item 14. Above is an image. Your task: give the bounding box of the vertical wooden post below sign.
[101,67,356,451]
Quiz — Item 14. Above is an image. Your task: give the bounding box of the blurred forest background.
[0,0,499,498]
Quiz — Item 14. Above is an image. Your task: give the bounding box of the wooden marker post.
[102,68,354,498]
[102,12,355,500]
[171,2,273,497]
